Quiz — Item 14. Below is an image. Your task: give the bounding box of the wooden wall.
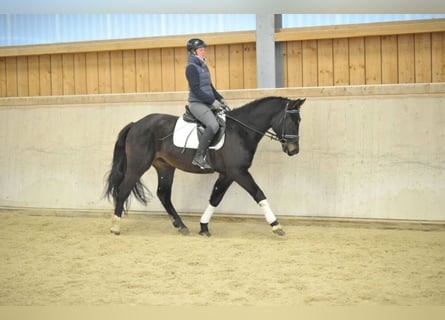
[282,32,445,87]
[1,19,444,97]
[0,31,258,97]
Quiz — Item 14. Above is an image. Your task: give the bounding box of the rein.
[225,114,283,142]
[225,101,299,144]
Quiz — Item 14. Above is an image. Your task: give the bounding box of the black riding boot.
[192,129,214,169]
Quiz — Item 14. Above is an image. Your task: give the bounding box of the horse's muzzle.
[283,142,299,156]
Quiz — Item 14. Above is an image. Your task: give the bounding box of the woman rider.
[185,38,228,169]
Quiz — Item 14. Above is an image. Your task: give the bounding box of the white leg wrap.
[200,204,216,224]
[259,199,277,224]
[110,215,121,235]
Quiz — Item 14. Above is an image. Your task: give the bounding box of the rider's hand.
[220,99,230,111]
[211,100,223,111]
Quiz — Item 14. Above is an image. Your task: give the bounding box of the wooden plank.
[214,45,230,90]
[17,56,29,96]
[317,39,333,86]
[135,49,149,93]
[74,53,87,94]
[174,47,188,91]
[98,51,111,94]
[229,44,244,89]
[302,40,318,87]
[432,32,445,82]
[282,42,289,86]
[204,45,216,84]
[123,50,136,93]
[50,54,63,95]
[161,48,175,92]
[39,55,51,96]
[62,53,75,95]
[285,41,303,87]
[365,36,382,84]
[85,52,99,94]
[110,51,124,93]
[148,48,162,92]
[0,58,6,96]
[398,34,415,83]
[349,37,365,85]
[28,55,40,96]
[333,38,349,85]
[5,57,18,97]
[243,43,256,89]
[381,35,398,84]
[415,33,432,83]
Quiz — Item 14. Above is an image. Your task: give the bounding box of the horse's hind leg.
[110,170,147,235]
[110,148,154,235]
[154,162,189,235]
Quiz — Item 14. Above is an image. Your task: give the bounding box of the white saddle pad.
[173,116,225,150]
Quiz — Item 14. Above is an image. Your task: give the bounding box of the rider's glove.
[220,99,231,111]
[211,100,223,111]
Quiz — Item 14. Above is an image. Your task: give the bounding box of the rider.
[185,38,228,169]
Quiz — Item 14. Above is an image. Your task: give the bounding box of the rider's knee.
[209,123,219,134]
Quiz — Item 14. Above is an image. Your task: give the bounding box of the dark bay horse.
[105,96,305,236]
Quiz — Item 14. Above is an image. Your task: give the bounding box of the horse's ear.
[292,98,306,109]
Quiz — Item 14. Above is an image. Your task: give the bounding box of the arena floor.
[1,209,444,306]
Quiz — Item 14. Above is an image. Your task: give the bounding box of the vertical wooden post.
[256,14,283,88]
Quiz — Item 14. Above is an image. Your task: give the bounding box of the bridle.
[225,101,300,145]
[279,101,300,144]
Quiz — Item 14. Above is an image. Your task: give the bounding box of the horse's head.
[273,98,305,156]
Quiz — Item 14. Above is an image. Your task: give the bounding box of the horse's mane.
[229,96,289,116]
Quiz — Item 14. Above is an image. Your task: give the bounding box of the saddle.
[172,106,226,150]
[183,105,226,144]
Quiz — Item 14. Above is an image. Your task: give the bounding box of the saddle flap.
[173,113,226,150]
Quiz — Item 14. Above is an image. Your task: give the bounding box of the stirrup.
[192,151,212,169]
[192,157,211,169]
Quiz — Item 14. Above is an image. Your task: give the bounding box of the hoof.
[178,227,190,235]
[199,223,211,237]
[199,231,212,237]
[272,224,286,236]
[110,228,120,236]
[273,229,286,236]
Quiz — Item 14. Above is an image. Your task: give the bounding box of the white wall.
[1,84,444,221]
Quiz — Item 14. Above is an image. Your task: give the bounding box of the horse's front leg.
[234,170,285,236]
[199,174,234,237]
[154,164,189,235]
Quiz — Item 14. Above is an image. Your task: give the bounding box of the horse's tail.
[104,122,150,210]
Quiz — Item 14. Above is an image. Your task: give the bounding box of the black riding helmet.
[186,38,207,53]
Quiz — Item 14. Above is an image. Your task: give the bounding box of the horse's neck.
[228,99,283,147]
[238,99,282,131]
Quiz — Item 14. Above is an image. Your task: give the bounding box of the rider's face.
[196,47,206,59]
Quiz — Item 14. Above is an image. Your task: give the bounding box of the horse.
[105,96,305,236]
